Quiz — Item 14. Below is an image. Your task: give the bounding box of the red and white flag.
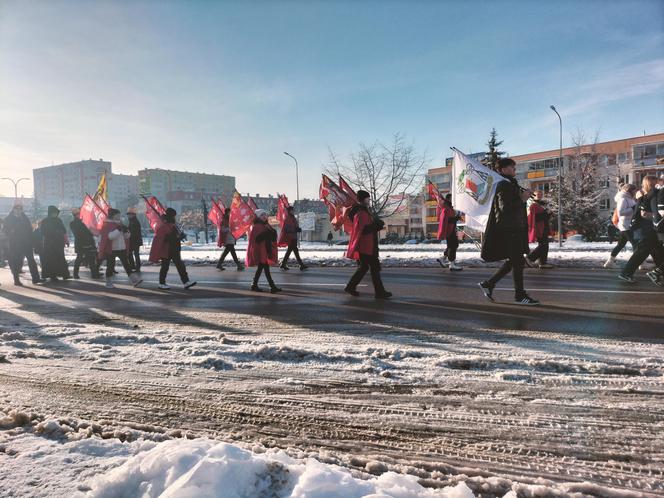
[276,194,290,228]
[207,198,224,227]
[79,194,107,233]
[229,190,254,239]
[338,176,358,204]
[143,195,166,232]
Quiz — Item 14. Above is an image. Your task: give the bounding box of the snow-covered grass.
[63,240,647,269]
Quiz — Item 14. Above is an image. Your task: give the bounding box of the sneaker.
[449,261,463,271]
[129,273,143,287]
[184,281,197,289]
[14,280,24,287]
[279,264,289,271]
[344,287,359,296]
[299,264,309,271]
[250,285,263,292]
[478,281,495,302]
[646,271,664,287]
[236,264,245,271]
[515,295,540,306]
[270,286,282,294]
[105,281,115,289]
[436,257,450,268]
[618,274,636,284]
[603,256,616,269]
[524,257,537,268]
[375,291,392,299]
[538,263,554,269]
[217,266,225,271]
[158,284,171,290]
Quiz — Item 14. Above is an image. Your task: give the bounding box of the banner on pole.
[452,148,506,232]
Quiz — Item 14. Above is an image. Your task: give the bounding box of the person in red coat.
[436,194,463,271]
[149,208,196,290]
[98,208,142,289]
[216,208,244,271]
[279,206,308,271]
[526,191,553,269]
[246,209,281,293]
[344,190,391,298]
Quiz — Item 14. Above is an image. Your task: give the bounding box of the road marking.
[496,287,664,295]
[154,281,365,287]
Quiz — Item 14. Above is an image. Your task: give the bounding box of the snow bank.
[87,438,474,498]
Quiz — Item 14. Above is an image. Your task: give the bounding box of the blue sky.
[1,0,662,199]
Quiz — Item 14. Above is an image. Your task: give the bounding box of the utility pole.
[550,105,563,248]
[201,193,209,244]
[283,152,300,247]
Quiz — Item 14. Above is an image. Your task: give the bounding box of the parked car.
[421,239,441,244]
[404,239,419,245]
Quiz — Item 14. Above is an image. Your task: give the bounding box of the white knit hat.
[254,209,267,218]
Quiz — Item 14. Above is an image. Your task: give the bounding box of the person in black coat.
[620,175,664,283]
[70,208,101,279]
[647,182,664,286]
[2,203,41,285]
[127,209,143,271]
[479,158,539,305]
[39,205,71,281]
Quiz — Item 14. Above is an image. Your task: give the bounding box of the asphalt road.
[3,264,661,340]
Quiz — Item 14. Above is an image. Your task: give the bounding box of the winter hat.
[126,207,137,215]
[254,209,267,219]
[357,190,370,201]
[165,207,177,217]
[107,208,121,218]
[47,205,60,216]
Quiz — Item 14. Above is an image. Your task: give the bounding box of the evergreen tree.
[548,131,606,241]
[483,128,505,171]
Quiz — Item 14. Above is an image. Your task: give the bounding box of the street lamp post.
[550,105,563,248]
[1,177,30,200]
[283,152,300,246]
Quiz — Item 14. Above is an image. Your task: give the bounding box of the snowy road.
[1,267,663,497]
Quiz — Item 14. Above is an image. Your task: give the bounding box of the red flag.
[79,194,107,233]
[427,180,444,207]
[276,194,290,228]
[247,197,259,213]
[96,195,111,214]
[320,175,355,232]
[207,198,224,227]
[216,198,226,212]
[229,190,254,239]
[143,195,166,232]
[338,176,358,204]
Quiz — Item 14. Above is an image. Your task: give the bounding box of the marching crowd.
[0,162,663,304]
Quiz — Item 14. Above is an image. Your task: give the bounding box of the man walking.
[39,206,71,282]
[279,206,307,271]
[3,203,41,285]
[127,208,143,272]
[478,158,539,305]
[70,208,101,279]
[216,207,244,271]
[149,208,196,290]
[525,190,554,269]
[344,190,391,299]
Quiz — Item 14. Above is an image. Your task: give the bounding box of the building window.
[599,198,610,210]
[618,152,629,163]
[600,178,610,188]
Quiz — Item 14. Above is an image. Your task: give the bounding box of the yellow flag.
[94,173,108,201]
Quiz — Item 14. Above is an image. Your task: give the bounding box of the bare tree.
[325,133,427,218]
[548,129,607,241]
